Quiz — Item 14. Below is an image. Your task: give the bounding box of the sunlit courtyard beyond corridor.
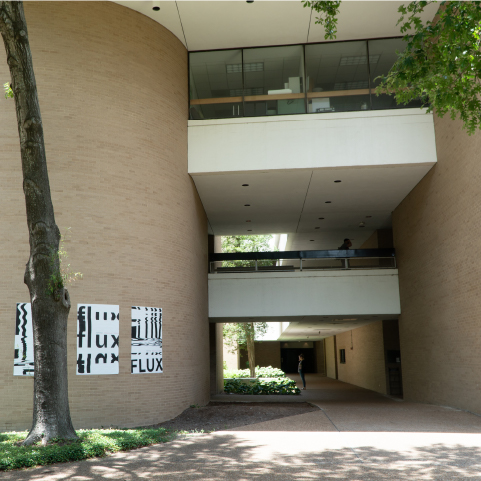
[6,375,481,480]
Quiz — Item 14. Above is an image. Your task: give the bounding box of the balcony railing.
[209,249,396,274]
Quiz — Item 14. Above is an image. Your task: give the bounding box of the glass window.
[189,50,244,120]
[305,41,371,113]
[189,39,422,120]
[368,38,423,110]
[243,45,306,117]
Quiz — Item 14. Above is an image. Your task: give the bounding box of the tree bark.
[245,323,256,378]
[0,1,77,445]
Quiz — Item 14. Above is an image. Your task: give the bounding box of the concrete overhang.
[189,109,437,248]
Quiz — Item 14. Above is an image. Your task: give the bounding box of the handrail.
[190,89,369,106]
[209,248,395,262]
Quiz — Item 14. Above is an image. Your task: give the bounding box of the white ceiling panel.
[210,315,398,341]
[192,162,434,249]
[278,315,398,341]
[192,170,313,235]
[115,1,438,52]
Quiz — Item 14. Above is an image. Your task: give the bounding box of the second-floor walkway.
[209,250,401,333]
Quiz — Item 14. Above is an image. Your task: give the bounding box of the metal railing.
[209,249,396,274]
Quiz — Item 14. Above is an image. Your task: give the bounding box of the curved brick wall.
[0,2,209,430]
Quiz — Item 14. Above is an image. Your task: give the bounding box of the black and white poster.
[131,306,162,374]
[77,304,119,375]
[14,303,34,376]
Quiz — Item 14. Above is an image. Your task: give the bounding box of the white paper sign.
[131,306,162,374]
[77,304,119,375]
[14,303,34,376]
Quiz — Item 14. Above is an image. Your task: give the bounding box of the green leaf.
[3,82,13,99]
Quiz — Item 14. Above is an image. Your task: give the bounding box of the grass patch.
[0,427,174,471]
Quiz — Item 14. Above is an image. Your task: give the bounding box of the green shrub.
[224,377,300,395]
[0,427,173,471]
[223,366,286,379]
[256,366,286,378]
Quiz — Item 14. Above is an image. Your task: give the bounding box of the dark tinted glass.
[243,45,306,117]
[189,50,243,119]
[305,41,370,113]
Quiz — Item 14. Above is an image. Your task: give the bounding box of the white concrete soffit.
[114,1,438,51]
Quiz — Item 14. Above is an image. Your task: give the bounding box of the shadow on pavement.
[4,432,481,480]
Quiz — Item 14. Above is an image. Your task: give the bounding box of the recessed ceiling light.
[152,5,160,11]
[334,180,341,183]
[244,204,250,207]
[318,217,325,220]
[325,201,332,204]
[242,184,249,187]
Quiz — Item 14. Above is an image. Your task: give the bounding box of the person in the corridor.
[298,354,306,390]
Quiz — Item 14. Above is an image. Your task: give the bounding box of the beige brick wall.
[239,342,282,369]
[255,341,282,369]
[0,2,209,431]
[336,323,387,394]
[325,336,336,379]
[393,112,481,413]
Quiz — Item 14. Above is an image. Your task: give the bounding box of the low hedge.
[0,427,173,471]
[224,377,300,395]
[223,366,286,379]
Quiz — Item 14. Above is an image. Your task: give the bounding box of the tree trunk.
[245,323,256,378]
[0,1,77,445]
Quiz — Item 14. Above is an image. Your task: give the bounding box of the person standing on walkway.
[338,238,352,249]
[298,354,306,390]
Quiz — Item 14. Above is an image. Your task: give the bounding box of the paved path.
[5,375,481,480]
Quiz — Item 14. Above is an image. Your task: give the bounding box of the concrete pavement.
[5,374,481,480]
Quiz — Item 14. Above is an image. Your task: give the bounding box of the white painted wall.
[209,270,400,318]
[223,343,239,371]
[188,109,436,174]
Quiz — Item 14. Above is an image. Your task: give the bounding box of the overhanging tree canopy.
[304,0,481,134]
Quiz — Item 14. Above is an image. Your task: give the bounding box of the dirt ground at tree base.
[153,402,319,433]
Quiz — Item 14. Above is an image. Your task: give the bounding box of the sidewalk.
[5,374,481,480]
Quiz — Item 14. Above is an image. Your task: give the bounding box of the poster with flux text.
[14,303,34,376]
[77,304,119,375]
[131,306,162,374]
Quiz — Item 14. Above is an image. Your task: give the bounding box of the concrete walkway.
[5,375,481,480]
